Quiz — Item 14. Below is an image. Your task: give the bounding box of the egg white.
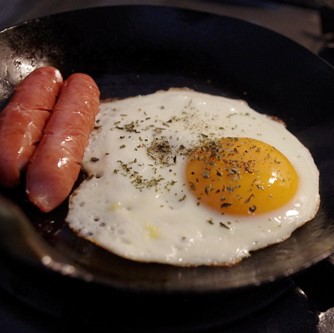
[66,88,320,266]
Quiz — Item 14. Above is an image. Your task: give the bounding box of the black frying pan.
[0,5,334,327]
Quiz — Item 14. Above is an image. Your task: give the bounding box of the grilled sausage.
[0,66,63,187]
[26,73,100,212]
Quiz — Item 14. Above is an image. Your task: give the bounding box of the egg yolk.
[186,137,298,215]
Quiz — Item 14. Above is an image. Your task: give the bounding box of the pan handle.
[0,194,92,280]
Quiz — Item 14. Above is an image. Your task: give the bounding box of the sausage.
[0,66,63,187]
[25,73,100,212]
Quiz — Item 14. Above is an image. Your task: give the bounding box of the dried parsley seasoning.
[205,218,231,230]
[219,222,230,229]
[147,138,174,166]
[131,175,165,191]
[116,121,141,133]
[248,205,257,214]
[207,218,214,225]
[178,194,187,202]
[221,203,232,209]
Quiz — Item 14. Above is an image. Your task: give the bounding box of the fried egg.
[66,88,320,266]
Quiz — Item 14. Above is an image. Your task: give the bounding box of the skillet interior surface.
[0,5,334,294]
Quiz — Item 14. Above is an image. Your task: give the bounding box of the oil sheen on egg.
[66,88,320,266]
